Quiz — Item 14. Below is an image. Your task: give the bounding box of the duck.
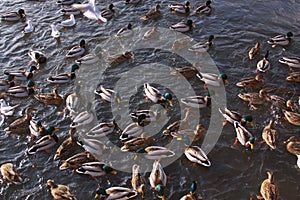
[108,51,134,67]
[194,0,212,14]
[46,179,76,200]
[77,137,106,157]
[267,94,290,110]
[279,56,300,71]
[64,87,80,120]
[101,4,115,20]
[59,151,96,171]
[94,85,121,103]
[1,9,26,21]
[174,124,206,142]
[137,146,175,160]
[4,65,39,81]
[219,108,254,127]
[121,136,153,152]
[184,145,211,167]
[28,50,47,65]
[61,5,81,15]
[284,136,300,156]
[168,1,190,14]
[172,37,194,51]
[23,19,34,34]
[34,88,63,107]
[95,187,137,199]
[0,99,19,117]
[181,95,211,108]
[196,72,228,87]
[27,130,59,154]
[267,32,293,48]
[75,162,117,178]
[70,102,94,129]
[66,40,86,58]
[171,66,198,79]
[180,181,202,200]
[144,83,173,108]
[261,119,278,150]
[85,121,116,138]
[29,120,47,140]
[131,164,146,198]
[233,121,255,150]
[189,35,215,52]
[286,71,300,83]
[238,89,267,110]
[56,0,75,5]
[75,46,102,65]
[256,172,279,200]
[119,122,144,141]
[61,14,76,27]
[142,26,159,40]
[130,109,159,126]
[6,80,37,98]
[283,110,300,126]
[236,74,264,90]
[50,24,60,39]
[4,107,35,134]
[248,42,260,60]
[256,50,271,73]
[72,0,107,24]
[0,75,16,91]
[115,23,133,37]
[0,163,22,184]
[149,160,167,200]
[124,0,142,5]
[47,64,80,84]
[54,128,77,160]
[170,20,195,33]
[141,4,161,20]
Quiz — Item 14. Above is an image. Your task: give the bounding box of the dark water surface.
[0,0,300,199]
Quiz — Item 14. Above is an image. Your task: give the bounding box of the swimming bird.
[72,0,107,24]
[181,96,211,109]
[137,146,175,160]
[108,51,134,67]
[0,163,22,184]
[23,19,34,34]
[5,80,37,98]
[144,83,173,108]
[233,121,255,150]
[54,128,77,160]
[238,89,268,110]
[85,121,116,138]
[47,64,80,84]
[286,72,300,83]
[130,109,159,126]
[284,136,300,160]
[170,20,195,32]
[248,42,260,60]
[171,66,198,79]
[61,6,81,15]
[61,14,76,27]
[101,4,115,20]
[142,26,159,40]
[124,0,141,5]
[119,122,144,141]
[267,32,293,48]
[75,47,102,65]
[59,152,96,171]
[0,75,16,91]
[70,102,94,129]
[283,110,300,126]
[141,4,161,20]
[47,179,77,200]
[236,74,264,90]
[94,85,121,103]
[56,0,75,5]
[219,108,254,127]
[189,35,214,52]
[121,136,153,152]
[75,162,117,178]
[50,24,60,39]
[256,172,279,200]
[1,9,26,21]
[131,164,146,198]
[0,99,19,117]
[196,72,228,87]
[261,119,278,150]
[95,187,137,199]
[77,137,105,158]
[27,129,59,154]
[66,39,86,58]
[4,65,39,81]
[28,50,47,65]
[149,160,167,200]
[34,88,63,107]
[194,0,212,14]
[279,56,300,71]
[115,23,133,37]
[256,50,271,73]
[184,145,211,167]
[168,1,191,14]
[180,181,202,200]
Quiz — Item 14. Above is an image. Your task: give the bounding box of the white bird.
[72,0,107,24]
[61,14,76,27]
[23,19,34,34]
[50,24,60,39]
[0,99,19,117]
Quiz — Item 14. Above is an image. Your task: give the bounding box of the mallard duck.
[168,1,190,14]
[121,136,153,152]
[47,179,76,200]
[286,71,300,82]
[34,88,63,107]
[70,102,95,128]
[267,94,290,110]
[29,120,46,139]
[57,0,75,5]
[267,32,293,48]
[180,181,202,200]
[142,26,159,40]
[71,0,107,24]
[130,109,159,126]
[233,121,255,150]
[149,160,167,200]
[59,151,96,170]
[124,0,141,5]
[261,119,278,150]
[0,163,22,184]
[0,75,16,91]
[95,187,137,199]
[66,40,86,58]
[131,164,146,198]
[47,64,80,84]
[194,0,212,14]
[28,50,47,65]
[184,145,211,167]
[1,9,26,21]
[65,85,80,119]
[236,74,264,90]
[175,124,206,142]
[27,130,59,154]
[54,128,77,160]
[141,4,161,20]
[137,146,175,160]
[75,162,117,178]
[4,107,35,134]
[279,56,300,71]
[61,6,81,15]
[101,4,115,20]
[170,20,195,32]
[181,96,211,108]
[22,19,34,34]
[94,85,121,103]
[75,47,102,65]
[77,137,106,157]
[256,50,271,73]
[4,66,39,81]
[61,14,76,27]
[171,66,198,79]
[219,108,254,127]
[189,35,214,52]
[238,89,267,110]
[248,42,260,60]
[116,23,133,37]
[283,110,300,126]
[85,121,116,137]
[0,99,19,117]
[108,51,134,67]
[120,122,144,141]
[284,136,300,156]
[256,172,279,200]
[144,83,173,108]
[197,72,228,87]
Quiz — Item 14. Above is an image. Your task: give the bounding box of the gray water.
[0,0,299,199]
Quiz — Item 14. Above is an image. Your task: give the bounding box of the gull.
[61,14,76,27]
[0,99,19,117]
[50,23,60,38]
[72,0,107,24]
[23,19,34,34]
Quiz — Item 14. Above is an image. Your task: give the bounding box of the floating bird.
[77,137,106,158]
[171,66,198,79]
[95,187,137,199]
[197,72,228,87]
[283,110,300,126]
[116,23,133,37]
[261,119,278,150]
[6,80,37,98]
[34,88,63,107]
[236,74,264,90]
[61,6,81,15]
[278,56,300,71]
[189,35,214,52]
[0,99,19,117]
[72,0,107,24]
[66,39,86,58]
[47,64,80,84]
[4,65,39,81]
[184,145,211,167]
[70,102,94,129]
[56,0,75,5]
[94,85,121,103]
[61,14,76,27]
[54,128,77,160]
[108,51,134,67]
[137,146,175,160]
[75,49,101,65]
[144,83,173,108]
[142,26,159,40]
[65,86,80,119]
[267,32,293,48]
[233,121,255,150]
[28,50,47,65]
[284,136,300,161]
[149,160,167,200]
[50,24,60,39]
[256,172,279,200]
[27,129,59,154]
[219,108,254,127]
[238,89,267,110]
[85,121,116,138]
[130,109,159,126]
[101,4,115,20]
[170,20,195,32]
[256,50,270,73]
[1,9,26,21]
[0,163,22,184]
[23,19,34,34]
[141,4,161,20]
[131,164,146,198]
[181,96,211,109]
[180,181,202,200]
[286,72,300,83]
[75,162,117,178]
[194,0,212,14]
[0,75,16,91]
[248,42,260,60]
[59,152,96,171]
[168,1,191,14]
[29,120,50,140]
[47,179,77,200]
[124,0,141,5]
[119,122,144,141]
[121,136,153,152]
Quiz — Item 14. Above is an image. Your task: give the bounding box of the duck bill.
[225,79,229,85]
[250,121,254,127]
[34,85,38,89]
[95,193,99,199]
[54,128,60,132]
[161,195,165,200]
[116,97,121,104]
[192,23,195,28]
[111,170,117,175]
[250,143,254,150]
[169,100,174,107]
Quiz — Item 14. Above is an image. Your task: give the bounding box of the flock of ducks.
[0,0,299,200]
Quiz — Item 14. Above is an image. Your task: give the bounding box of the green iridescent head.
[156,184,164,196]
[27,80,35,87]
[287,32,293,38]
[249,137,255,143]
[242,115,253,122]
[190,181,197,193]
[71,64,80,72]
[164,93,172,100]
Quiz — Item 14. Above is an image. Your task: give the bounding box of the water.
[1,0,300,199]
